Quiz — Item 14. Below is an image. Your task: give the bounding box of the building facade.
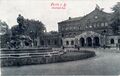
[37,32,62,48]
[2,5,120,49]
[58,6,120,48]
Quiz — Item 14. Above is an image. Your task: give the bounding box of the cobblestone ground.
[1,48,120,75]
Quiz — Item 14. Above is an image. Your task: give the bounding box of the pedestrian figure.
[103,45,106,49]
[118,44,120,50]
[75,45,77,48]
[78,47,79,50]
[77,45,80,51]
[62,46,64,50]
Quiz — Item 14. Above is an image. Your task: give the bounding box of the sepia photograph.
[0,0,120,76]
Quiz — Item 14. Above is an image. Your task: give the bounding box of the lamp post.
[102,30,107,49]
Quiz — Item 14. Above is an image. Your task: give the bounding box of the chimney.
[69,17,72,20]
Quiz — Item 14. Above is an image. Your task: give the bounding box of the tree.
[0,20,9,35]
[110,2,120,35]
[0,20,10,48]
[11,15,46,38]
[24,19,46,38]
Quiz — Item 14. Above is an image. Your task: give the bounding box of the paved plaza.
[1,48,120,75]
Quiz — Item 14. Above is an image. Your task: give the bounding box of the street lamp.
[102,30,107,49]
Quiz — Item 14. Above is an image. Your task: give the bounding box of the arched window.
[118,39,120,43]
[69,27,72,30]
[97,23,99,27]
[80,37,85,47]
[54,40,57,45]
[48,40,50,45]
[93,37,100,46]
[71,40,74,45]
[89,25,92,28]
[73,33,76,36]
[61,39,63,45]
[66,28,68,30]
[69,33,72,36]
[105,22,108,26]
[93,23,96,27]
[110,39,114,44]
[73,27,76,29]
[61,34,64,37]
[79,26,81,30]
[40,40,44,45]
[86,37,92,46]
[101,23,104,26]
[66,41,69,45]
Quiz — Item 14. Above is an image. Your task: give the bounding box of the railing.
[0,48,54,54]
[1,50,96,67]
[0,51,64,59]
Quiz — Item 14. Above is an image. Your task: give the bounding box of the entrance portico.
[75,31,103,47]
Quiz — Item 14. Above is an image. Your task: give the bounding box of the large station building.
[1,5,120,49]
[58,6,120,48]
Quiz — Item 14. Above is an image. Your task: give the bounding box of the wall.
[107,36,120,48]
[62,37,75,47]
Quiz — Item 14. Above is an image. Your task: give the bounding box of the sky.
[0,0,119,32]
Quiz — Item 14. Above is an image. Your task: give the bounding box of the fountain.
[9,14,32,49]
[0,14,95,67]
[1,14,52,54]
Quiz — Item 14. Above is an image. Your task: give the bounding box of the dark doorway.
[118,39,120,43]
[48,40,50,45]
[93,37,100,46]
[86,37,92,47]
[71,40,74,45]
[80,37,85,47]
[54,40,57,45]
[40,40,44,45]
[61,39,63,45]
[110,39,114,44]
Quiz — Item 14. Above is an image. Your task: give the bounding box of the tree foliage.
[0,20,10,48]
[110,2,120,35]
[0,20,9,35]
[24,19,46,39]
[11,16,46,39]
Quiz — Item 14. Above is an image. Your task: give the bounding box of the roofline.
[58,8,112,24]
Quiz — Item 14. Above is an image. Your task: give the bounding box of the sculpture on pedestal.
[9,14,32,49]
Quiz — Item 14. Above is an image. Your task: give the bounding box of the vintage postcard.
[0,0,120,76]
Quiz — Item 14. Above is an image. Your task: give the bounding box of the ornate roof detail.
[75,31,102,38]
[95,4,104,11]
[58,5,111,25]
[95,4,100,10]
